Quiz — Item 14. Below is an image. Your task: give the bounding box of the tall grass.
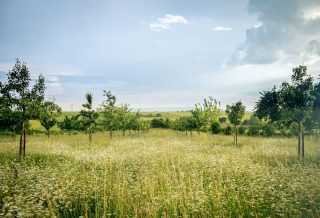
[0,129,319,217]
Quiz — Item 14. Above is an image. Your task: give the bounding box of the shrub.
[247,125,260,136]
[224,125,232,135]
[151,118,169,128]
[211,122,221,134]
[261,124,275,137]
[238,126,246,135]
[219,117,227,124]
[242,116,261,126]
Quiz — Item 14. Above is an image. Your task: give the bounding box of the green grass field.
[1,129,319,217]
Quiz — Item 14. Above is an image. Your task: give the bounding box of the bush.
[247,125,260,136]
[224,125,232,135]
[261,124,275,137]
[219,117,227,124]
[242,116,261,126]
[151,118,170,128]
[211,122,221,134]
[238,126,246,135]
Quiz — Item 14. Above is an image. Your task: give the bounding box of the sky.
[1,0,320,111]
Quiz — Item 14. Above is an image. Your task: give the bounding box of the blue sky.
[1,0,320,111]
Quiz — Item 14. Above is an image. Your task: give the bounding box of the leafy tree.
[211,122,221,134]
[100,90,118,138]
[79,92,99,143]
[116,103,131,136]
[255,65,315,160]
[127,111,141,132]
[58,115,80,135]
[192,97,221,133]
[0,59,45,159]
[172,116,197,135]
[39,99,61,138]
[137,119,151,133]
[226,101,245,146]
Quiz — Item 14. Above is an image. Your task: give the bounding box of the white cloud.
[149,14,189,32]
[214,26,233,31]
[227,0,320,67]
[304,6,320,20]
[45,75,64,96]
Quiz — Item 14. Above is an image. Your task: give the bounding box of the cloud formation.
[227,0,320,67]
[214,26,233,31]
[150,14,189,32]
[45,75,64,96]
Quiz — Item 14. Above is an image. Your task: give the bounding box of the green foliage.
[58,116,81,134]
[261,123,276,137]
[219,117,227,124]
[255,65,317,159]
[151,118,170,128]
[191,97,221,132]
[100,91,118,133]
[242,116,261,126]
[226,101,246,127]
[238,126,246,135]
[226,101,246,145]
[78,92,99,142]
[210,122,221,134]
[247,125,260,136]
[224,125,232,135]
[99,91,150,135]
[172,116,198,133]
[39,99,61,137]
[0,59,46,157]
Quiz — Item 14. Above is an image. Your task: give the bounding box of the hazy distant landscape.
[1,0,320,217]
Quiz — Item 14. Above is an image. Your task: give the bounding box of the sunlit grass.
[0,129,319,217]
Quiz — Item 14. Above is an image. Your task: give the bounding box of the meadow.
[1,129,319,217]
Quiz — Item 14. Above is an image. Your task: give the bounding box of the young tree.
[226,101,245,146]
[79,92,99,143]
[127,111,141,133]
[191,97,221,133]
[39,99,61,138]
[117,103,131,136]
[58,115,80,135]
[255,65,315,160]
[0,59,45,159]
[100,90,118,138]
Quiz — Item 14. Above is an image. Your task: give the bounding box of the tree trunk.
[235,125,238,146]
[109,131,113,139]
[89,132,92,144]
[302,130,305,161]
[122,130,125,136]
[298,123,301,160]
[47,130,51,139]
[23,125,26,157]
[19,121,23,160]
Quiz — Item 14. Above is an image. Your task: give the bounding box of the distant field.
[0,129,319,217]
